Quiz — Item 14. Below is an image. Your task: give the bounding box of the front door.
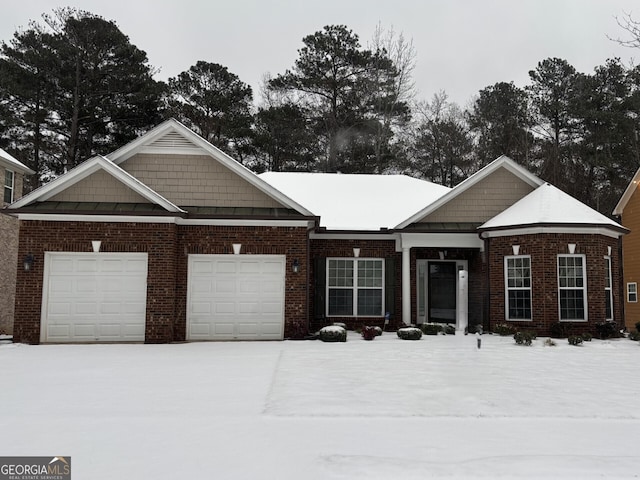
[428,262,457,323]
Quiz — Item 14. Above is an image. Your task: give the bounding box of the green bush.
[494,323,516,336]
[514,331,535,346]
[568,335,583,346]
[373,326,383,336]
[595,321,620,339]
[581,332,592,342]
[443,324,456,335]
[635,321,640,332]
[550,322,569,338]
[319,326,347,342]
[397,327,423,340]
[420,323,442,335]
[629,330,640,341]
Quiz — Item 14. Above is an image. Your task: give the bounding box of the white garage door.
[42,252,148,342]
[187,255,285,340]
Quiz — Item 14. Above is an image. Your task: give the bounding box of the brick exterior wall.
[309,239,401,332]
[13,220,309,344]
[487,233,622,336]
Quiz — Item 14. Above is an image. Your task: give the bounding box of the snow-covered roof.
[479,183,627,234]
[259,172,451,231]
[0,147,35,174]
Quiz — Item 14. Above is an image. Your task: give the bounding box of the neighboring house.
[0,148,34,335]
[613,170,640,331]
[5,119,628,344]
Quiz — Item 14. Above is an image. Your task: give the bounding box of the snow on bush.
[319,326,347,342]
[397,327,422,340]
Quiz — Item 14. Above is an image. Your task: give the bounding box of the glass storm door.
[428,262,457,323]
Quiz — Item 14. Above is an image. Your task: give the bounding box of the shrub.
[373,326,383,336]
[494,323,516,336]
[420,323,442,335]
[595,321,619,339]
[550,322,569,338]
[581,332,592,342]
[319,326,347,342]
[332,322,347,329]
[628,330,640,341]
[468,324,484,335]
[361,326,377,341]
[397,327,423,340]
[568,335,583,346]
[544,338,556,347]
[635,321,640,332]
[443,324,456,335]
[514,331,535,346]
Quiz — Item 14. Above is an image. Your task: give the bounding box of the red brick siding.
[487,234,621,336]
[309,239,401,332]
[175,225,309,340]
[14,221,309,344]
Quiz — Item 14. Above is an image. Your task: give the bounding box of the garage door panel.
[77,259,98,272]
[187,255,285,340]
[239,280,260,295]
[191,302,212,314]
[43,253,148,342]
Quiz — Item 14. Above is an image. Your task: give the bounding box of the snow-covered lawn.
[1,333,638,479]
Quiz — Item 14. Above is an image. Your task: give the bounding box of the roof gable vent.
[143,130,203,154]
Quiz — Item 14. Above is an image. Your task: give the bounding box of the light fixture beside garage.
[292,259,300,273]
[23,253,34,271]
[232,243,242,255]
[92,240,102,253]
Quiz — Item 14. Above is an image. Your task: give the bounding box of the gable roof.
[107,118,314,217]
[0,148,35,174]
[612,166,640,216]
[478,182,628,234]
[259,172,451,231]
[9,155,185,213]
[394,156,544,229]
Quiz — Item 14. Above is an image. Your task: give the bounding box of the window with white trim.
[558,254,587,321]
[505,255,532,320]
[605,257,613,320]
[627,282,637,303]
[327,258,384,316]
[4,170,14,204]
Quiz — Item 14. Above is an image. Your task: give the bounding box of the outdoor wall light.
[23,253,34,271]
[292,259,300,273]
[353,248,360,258]
[607,246,612,256]
[568,243,577,254]
[92,240,102,253]
[512,245,520,255]
[232,243,242,255]
[438,250,447,260]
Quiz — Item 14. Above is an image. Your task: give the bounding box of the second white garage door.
[187,255,285,340]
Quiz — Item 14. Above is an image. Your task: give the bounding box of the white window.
[558,255,587,321]
[504,256,532,320]
[327,258,384,316]
[605,257,613,320]
[627,282,637,303]
[4,170,14,204]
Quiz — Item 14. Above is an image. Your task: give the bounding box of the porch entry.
[417,260,468,326]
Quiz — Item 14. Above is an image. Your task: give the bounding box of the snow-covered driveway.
[1,333,638,479]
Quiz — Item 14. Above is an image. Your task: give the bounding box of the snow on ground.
[1,333,638,479]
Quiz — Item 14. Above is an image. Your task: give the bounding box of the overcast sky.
[1,0,639,107]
